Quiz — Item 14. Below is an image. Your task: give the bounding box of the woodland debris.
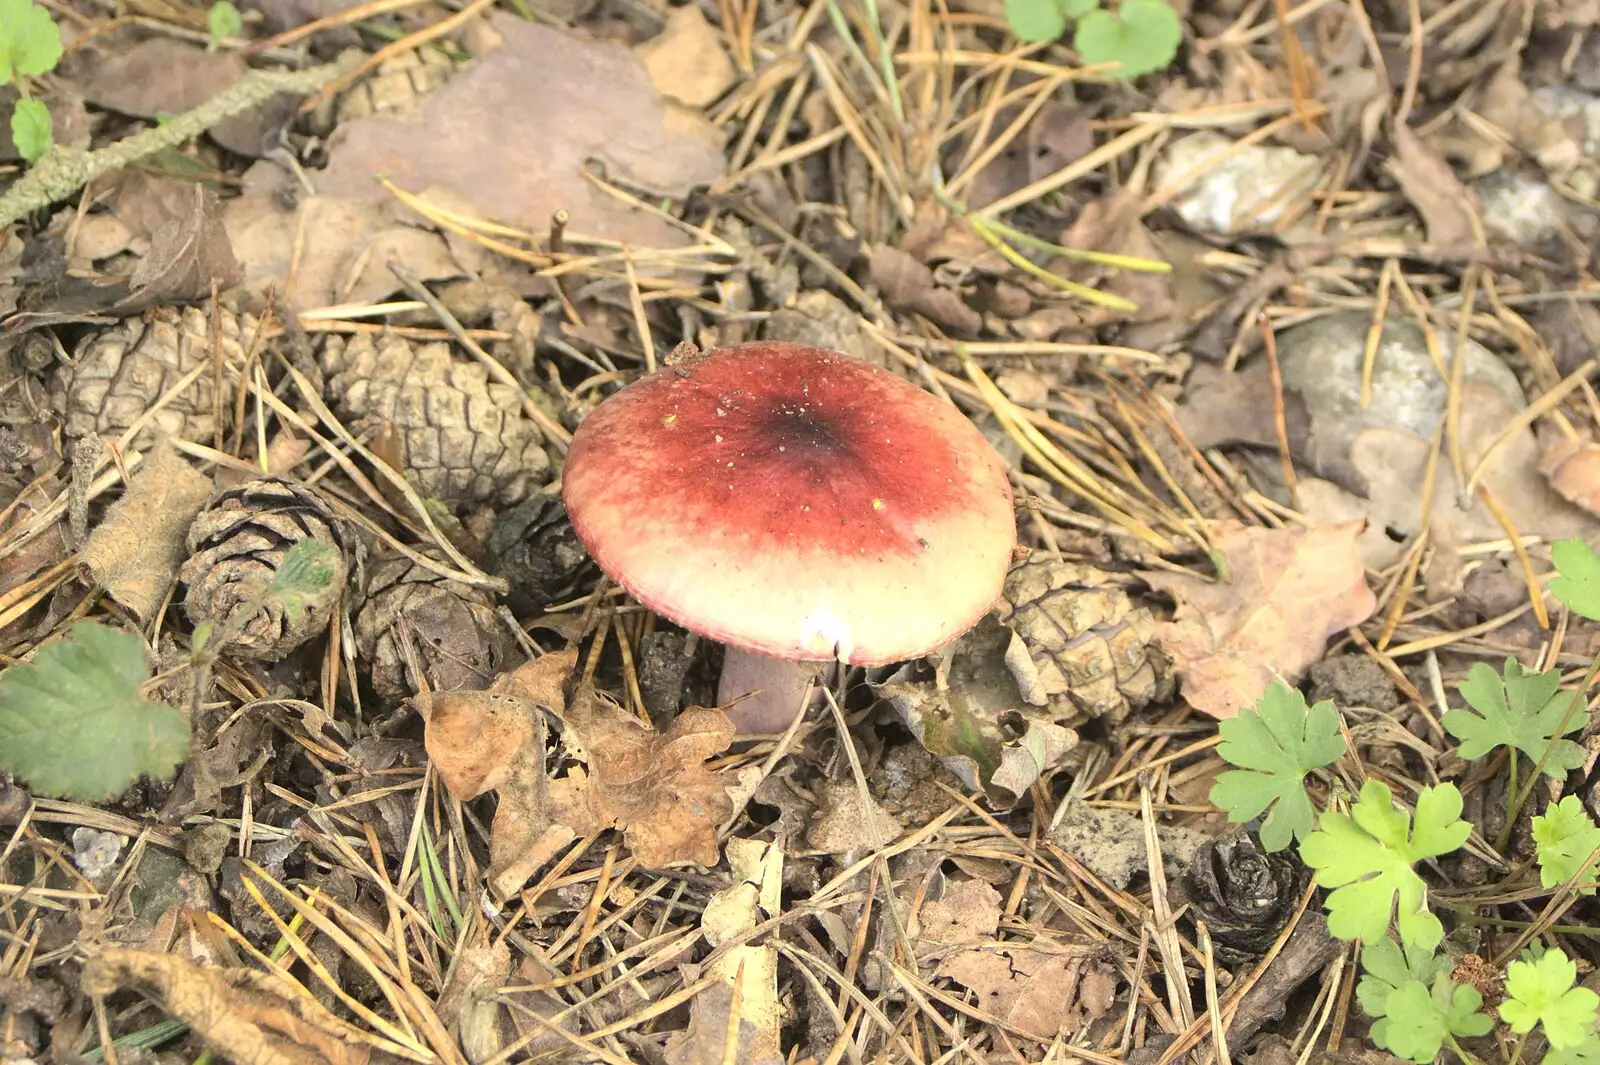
[53,305,253,448]
[320,332,550,510]
[997,558,1167,723]
[1149,520,1376,719]
[81,441,212,621]
[354,548,515,703]
[180,478,351,662]
[80,947,409,1065]
[634,4,736,109]
[309,15,724,255]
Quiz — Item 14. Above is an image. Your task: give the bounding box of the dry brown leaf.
[635,5,736,109]
[80,441,212,622]
[868,244,982,335]
[805,778,902,855]
[225,182,461,311]
[663,979,784,1065]
[80,948,406,1065]
[317,15,723,250]
[423,649,575,800]
[557,690,736,869]
[1388,125,1480,246]
[1148,521,1377,719]
[1540,434,1600,516]
[115,184,241,312]
[74,38,297,157]
[936,944,1107,1039]
[915,878,1002,951]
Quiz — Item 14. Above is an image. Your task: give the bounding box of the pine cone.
[336,48,460,122]
[320,333,550,510]
[180,479,350,662]
[1186,835,1306,960]
[996,558,1169,723]
[54,306,252,448]
[483,490,593,614]
[354,549,515,702]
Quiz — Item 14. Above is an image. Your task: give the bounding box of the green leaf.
[1372,980,1449,1064]
[1059,0,1098,16]
[0,0,64,83]
[1072,0,1181,79]
[1209,681,1347,852]
[1359,940,1492,1064]
[0,623,188,800]
[1552,539,1600,621]
[1501,948,1600,1050]
[1357,937,1449,1018]
[206,0,243,45]
[1005,0,1068,43]
[10,97,49,163]
[1533,796,1600,895]
[1299,780,1470,950]
[1547,1036,1600,1065]
[1445,657,1585,777]
[268,539,340,621]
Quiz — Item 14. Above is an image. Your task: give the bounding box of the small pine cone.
[483,490,594,615]
[321,333,550,510]
[180,479,350,662]
[354,550,516,702]
[996,559,1170,724]
[336,48,460,122]
[54,306,252,448]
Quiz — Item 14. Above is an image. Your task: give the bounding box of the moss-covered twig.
[0,54,360,228]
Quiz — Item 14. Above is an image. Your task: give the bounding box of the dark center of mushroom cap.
[566,344,995,562]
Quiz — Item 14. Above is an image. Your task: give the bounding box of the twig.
[0,56,360,228]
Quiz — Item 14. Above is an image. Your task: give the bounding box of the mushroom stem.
[717,647,832,735]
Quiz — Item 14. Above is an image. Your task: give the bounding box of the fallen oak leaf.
[936,941,1114,1040]
[1148,520,1376,719]
[557,686,736,868]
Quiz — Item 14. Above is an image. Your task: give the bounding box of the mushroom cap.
[562,342,1016,664]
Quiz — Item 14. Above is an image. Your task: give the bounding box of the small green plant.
[1300,780,1471,949]
[1357,938,1491,1064]
[0,0,63,163]
[206,0,243,49]
[1551,538,1600,620]
[0,623,188,800]
[0,541,339,801]
[1532,796,1600,895]
[1500,948,1600,1052]
[1002,0,1181,79]
[1207,539,1600,1063]
[1208,681,1345,853]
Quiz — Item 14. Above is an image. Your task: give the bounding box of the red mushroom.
[561,342,1016,733]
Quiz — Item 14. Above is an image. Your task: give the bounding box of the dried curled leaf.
[81,441,211,621]
[556,689,736,869]
[1148,520,1377,719]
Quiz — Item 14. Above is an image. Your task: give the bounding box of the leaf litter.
[11,0,1600,1061]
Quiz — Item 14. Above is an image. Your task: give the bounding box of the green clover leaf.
[0,623,189,800]
[1445,657,1585,777]
[0,0,64,83]
[1551,538,1600,621]
[1502,948,1600,1050]
[1533,796,1600,895]
[1209,681,1346,852]
[1072,0,1181,79]
[1299,780,1470,950]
